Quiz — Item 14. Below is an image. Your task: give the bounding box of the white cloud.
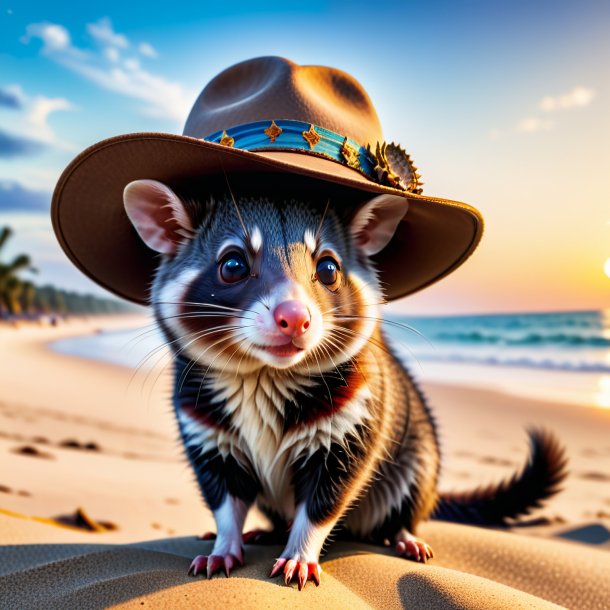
[104,47,120,62]
[27,96,74,141]
[138,42,158,58]
[0,82,75,151]
[540,86,595,112]
[516,117,554,133]
[87,17,128,49]
[22,20,192,122]
[22,22,71,51]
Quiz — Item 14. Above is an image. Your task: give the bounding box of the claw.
[297,562,308,590]
[395,533,433,564]
[224,554,236,577]
[308,563,321,586]
[271,558,322,589]
[270,557,287,577]
[207,555,224,578]
[406,540,422,562]
[188,554,243,579]
[188,555,208,576]
[284,559,297,585]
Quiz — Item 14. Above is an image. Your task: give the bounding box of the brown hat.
[51,56,483,304]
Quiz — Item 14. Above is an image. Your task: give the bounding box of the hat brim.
[51,132,483,304]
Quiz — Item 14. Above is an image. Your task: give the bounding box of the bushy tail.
[433,429,568,526]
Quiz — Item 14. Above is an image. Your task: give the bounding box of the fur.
[124,184,568,583]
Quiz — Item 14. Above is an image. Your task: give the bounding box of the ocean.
[52,310,610,409]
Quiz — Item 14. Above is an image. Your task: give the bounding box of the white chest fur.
[177,367,373,518]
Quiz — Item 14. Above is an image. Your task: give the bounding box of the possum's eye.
[315,256,340,287]
[219,251,250,283]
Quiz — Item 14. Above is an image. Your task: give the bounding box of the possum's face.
[123,180,406,375]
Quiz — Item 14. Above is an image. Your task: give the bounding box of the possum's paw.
[197,531,216,541]
[188,552,244,578]
[243,528,288,545]
[394,529,434,563]
[270,557,322,590]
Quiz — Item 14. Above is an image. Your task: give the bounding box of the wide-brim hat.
[51,56,483,304]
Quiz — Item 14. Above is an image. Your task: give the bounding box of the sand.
[0,315,609,609]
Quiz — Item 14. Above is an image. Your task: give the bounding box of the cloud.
[492,85,595,139]
[0,130,46,157]
[0,83,74,151]
[22,20,191,121]
[540,86,595,112]
[0,85,25,109]
[138,42,158,58]
[0,181,50,212]
[516,117,554,133]
[22,22,71,51]
[27,96,74,141]
[87,17,128,49]
[104,47,120,62]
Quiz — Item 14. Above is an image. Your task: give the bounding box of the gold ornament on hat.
[219,131,235,147]
[340,137,361,170]
[264,120,282,143]
[302,124,321,149]
[369,141,423,194]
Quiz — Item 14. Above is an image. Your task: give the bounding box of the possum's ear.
[350,194,408,256]
[123,180,195,254]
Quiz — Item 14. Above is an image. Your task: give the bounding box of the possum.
[123,178,567,590]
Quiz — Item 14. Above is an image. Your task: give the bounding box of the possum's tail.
[433,429,568,526]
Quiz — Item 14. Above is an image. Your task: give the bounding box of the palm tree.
[20,281,37,317]
[0,226,36,318]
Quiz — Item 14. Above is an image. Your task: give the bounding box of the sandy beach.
[1,315,609,609]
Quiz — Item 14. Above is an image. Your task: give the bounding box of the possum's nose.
[273,300,311,337]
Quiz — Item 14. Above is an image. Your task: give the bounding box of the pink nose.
[273,300,311,337]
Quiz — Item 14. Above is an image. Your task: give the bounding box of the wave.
[428,331,610,347]
[392,349,610,373]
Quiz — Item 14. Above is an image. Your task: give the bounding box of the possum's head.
[123,180,406,375]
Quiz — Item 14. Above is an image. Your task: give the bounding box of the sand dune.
[2,512,609,608]
[1,316,609,608]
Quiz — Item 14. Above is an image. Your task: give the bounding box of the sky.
[0,0,609,315]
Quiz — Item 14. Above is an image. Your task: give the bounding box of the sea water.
[387,309,610,409]
[52,310,610,409]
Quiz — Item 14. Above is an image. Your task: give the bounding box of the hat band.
[203,119,379,183]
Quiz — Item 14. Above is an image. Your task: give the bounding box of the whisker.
[333,314,433,347]
[152,300,259,315]
[197,331,250,404]
[176,325,253,392]
[330,326,424,374]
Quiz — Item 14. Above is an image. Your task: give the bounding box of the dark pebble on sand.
[12,445,53,459]
[59,439,81,449]
[58,439,101,451]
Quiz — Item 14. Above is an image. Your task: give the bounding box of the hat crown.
[183,56,384,147]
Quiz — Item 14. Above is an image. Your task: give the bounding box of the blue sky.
[0,1,609,313]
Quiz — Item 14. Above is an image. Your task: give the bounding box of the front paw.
[270,557,322,590]
[188,552,243,578]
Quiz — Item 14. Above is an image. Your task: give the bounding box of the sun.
[605,257,610,279]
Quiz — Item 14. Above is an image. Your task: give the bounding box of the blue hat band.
[203,119,378,183]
